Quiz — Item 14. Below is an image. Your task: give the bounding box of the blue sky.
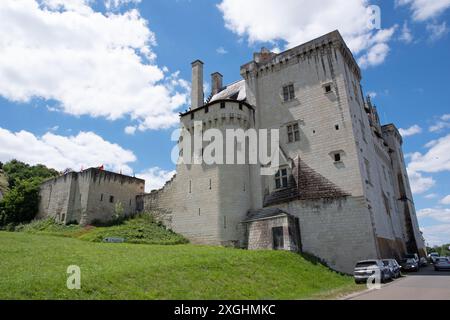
[0,0,449,245]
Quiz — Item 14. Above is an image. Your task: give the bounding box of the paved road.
[348,266,450,300]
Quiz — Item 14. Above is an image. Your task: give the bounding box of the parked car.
[354,260,391,284]
[419,257,428,267]
[405,253,419,264]
[428,252,439,264]
[382,259,402,278]
[434,257,450,271]
[401,258,419,272]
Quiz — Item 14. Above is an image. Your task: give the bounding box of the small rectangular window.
[109,196,114,203]
[287,123,300,143]
[100,194,103,201]
[325,84,332,93]
[190,112,194,120]
[239,103,243,110]
[283,84,295,102]
[205,106,209,114]
[275,168,289,189]
[220,102,226,109]
[334,153,341,162]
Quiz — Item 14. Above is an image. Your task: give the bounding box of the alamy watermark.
[66,265,81,290]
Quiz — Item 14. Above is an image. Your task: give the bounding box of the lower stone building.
[38,168,145,225]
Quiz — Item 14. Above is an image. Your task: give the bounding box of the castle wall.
[38,169,144,225]
[273,196,378,274]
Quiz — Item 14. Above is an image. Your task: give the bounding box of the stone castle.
[38,31,425,274]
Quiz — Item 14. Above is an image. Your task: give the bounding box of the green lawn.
[0,232,360,300]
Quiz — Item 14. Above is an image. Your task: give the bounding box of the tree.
[0,160,59,226]
[0,177,42,225]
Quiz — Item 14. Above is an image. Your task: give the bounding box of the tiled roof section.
[264,157,350,207]
[243,207,290,222]
[208,80,246,103]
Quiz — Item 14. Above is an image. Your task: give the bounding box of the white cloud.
[124,126,137,135]
[216,46,228,55]
[426,21,449,41]
[399,21,413,43]
[367,91,377,98]
[396,0,450,21]
[218,0,397,68]
[0,0,188,131]
[0,127,136,174]
[441,195,450,205]
[424,193,439,199]
[136,167,175,192]
[418,208,450,222]
[408,134,450,173]
[399,124,422,137]
[104,0,141,10]
[407,170,436,194]
[421,224,450,246]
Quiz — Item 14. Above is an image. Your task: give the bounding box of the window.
[189,180,192,193]
[324,84,332,93]
[109,195,114,203]
[190,112,194,120]
[239,103,243,110]
[220,102,226,109]
[129,199,132,206]
[334,153,341,162]
[100,194,103,201]
[335,124,340,131]
[205,106,209,114]
[275,168,289,189]
[287,123,300,143]
[283,84,295,102]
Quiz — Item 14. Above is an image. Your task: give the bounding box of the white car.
[428,252,439,264]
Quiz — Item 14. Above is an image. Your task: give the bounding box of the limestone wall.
[274,196,378,274]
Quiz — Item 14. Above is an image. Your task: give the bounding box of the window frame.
[275,167,289,189]
[287,123,300,143]
[282,84,295,102]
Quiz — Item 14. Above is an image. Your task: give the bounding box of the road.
[348,265,450,300]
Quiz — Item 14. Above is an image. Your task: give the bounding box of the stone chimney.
[191,60,204,109]
[211,72,223,96]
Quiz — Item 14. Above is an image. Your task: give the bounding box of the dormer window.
[283,84,295,102]
[275,168,289,189]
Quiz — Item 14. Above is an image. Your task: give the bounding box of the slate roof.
[263,157,350,207]
[209,80,246,103]
[242,207,290,223]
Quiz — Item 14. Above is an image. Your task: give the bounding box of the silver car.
[434,257,450,271]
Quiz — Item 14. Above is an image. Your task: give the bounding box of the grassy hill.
[0,231,360,300]
[17,215,188,245]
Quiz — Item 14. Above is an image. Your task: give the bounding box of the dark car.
[354,260,391,284]
[401,258,419,272]
[382,259,401,278]
[434,257,450,271]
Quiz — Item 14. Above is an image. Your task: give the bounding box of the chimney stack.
[191,60,204,109]
[211,72,223,96]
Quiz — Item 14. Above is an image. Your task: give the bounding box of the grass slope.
[0,232,359,300]
[17,215,188,245]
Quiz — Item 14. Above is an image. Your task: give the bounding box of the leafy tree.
[3,160,59,189]
[0,160,59,226]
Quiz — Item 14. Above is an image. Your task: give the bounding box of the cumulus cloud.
[136,167,176,192]
[426,21,449,42]
[441,195,450,205]
[396,0,450,21]
[218,0,397,68]
[408,134,450,174]
[399,124,422,137]
[0,0,188,131]
[399,21,414,43]
[0,127,136,174]
[407,170,436,194]
[430,114,450,132]
[421,224,450,246]
[104,0,141,11]
[216,47,228,55]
